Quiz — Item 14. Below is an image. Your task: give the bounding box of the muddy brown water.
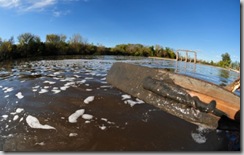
[0,56,240,151]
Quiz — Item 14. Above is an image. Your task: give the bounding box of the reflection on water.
[218,69,230,86]
[0,56,240,151]
[175,61,196,73]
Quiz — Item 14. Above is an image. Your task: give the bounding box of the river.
[0,55,240,151]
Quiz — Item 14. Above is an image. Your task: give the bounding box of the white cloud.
[23,0,57,11]
[53,9,70,17]
[0,0,81,17]
[0,0,20,8]
[0,0,61,12]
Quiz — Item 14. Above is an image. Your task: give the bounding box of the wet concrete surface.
[0,57,240,151]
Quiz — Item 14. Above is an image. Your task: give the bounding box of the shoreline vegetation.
[0,33,240,71]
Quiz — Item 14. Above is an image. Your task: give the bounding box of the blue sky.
[0,0,240,62]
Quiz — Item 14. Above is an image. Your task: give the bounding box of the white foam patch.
[191,126,208,144]
[13,115,19,121]
[52,89,61,94]
[100,85,112,88]
[73,75,80,78]
[35,142,45,146]
[11,108,24,115]
[60,86,69,91]
[68,109,85,123]
[69,133,78,137]
[15,92,24,99]
[191,133,207,144]
[16,108,24,113]
[84,96,95,104]
[82,114,93,120]
[44,86,49,89]
[60,77,76,82]
[4,95,9,98]
[85,77,93,80]
[100,77,106,81]
[54,72,61,75]
[65,82,75,86]
[101,118,115,124]
[101,118,107,121]
[3,87,14,93]
[26,115,56,130]
[19,117,23,122]
[124,98,144,107]
[33,85,40,89]
[43,81,56,84]
[2,115,8,119]
[39,89,48,94]
[77,80,86,84]
[86,89,92,91]
[99,125,106,130]
[121,94,131,100]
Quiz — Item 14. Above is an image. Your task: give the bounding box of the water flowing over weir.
[0,56,240,151]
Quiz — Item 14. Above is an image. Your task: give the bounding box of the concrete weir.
[106,62,222,129]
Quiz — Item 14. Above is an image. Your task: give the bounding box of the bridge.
[175,49,197,63]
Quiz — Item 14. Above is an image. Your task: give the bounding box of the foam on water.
[43,81,56,84]
[3,87,14,93]
[100,77,106,81]
[68,109,85,123]
[124,98,144,107]
[69,133,78,137]
[39,89,48,94]
[2,115,8,119]
[82,114,93,120]
[191,133,207,144]
[60,86,69,91]
[99,125,106,130]
[35,142,45,146]
[16,92,24,99]
[13,115,19,121]
[84,96,95,104]
[52,89,61,94]
[191,126,209,144]
[121,94,131,100]
[10,108,24,115]
[26,115,56,130]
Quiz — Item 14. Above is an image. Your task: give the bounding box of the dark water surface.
[0,56,240,151]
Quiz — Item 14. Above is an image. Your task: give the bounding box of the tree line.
[0,33,176,61]
[0,33,239,71]
[198,53,240,71]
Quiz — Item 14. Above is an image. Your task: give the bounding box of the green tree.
[0,40,13,60]
[18,33,39,45]
[230,61,240,71]
[46,34,66,43]
[218,52,231,68]
[17,33,41,57]
[69,33,87,44]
